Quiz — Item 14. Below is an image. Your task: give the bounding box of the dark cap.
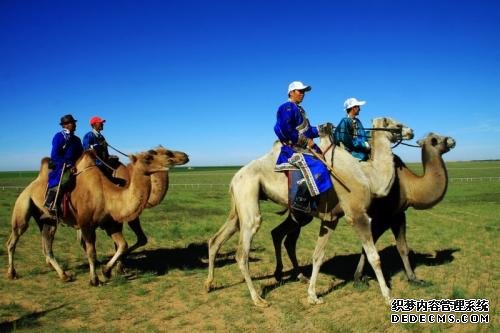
[59,114,77,125]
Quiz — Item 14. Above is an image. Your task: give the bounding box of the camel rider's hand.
[364,141,371,151]
[307,138,315,149]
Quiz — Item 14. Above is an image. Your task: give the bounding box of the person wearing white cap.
[273,81,333,212]
[333,97,370,161]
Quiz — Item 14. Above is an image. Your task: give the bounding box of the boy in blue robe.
[274,81,332,212]
[334,97,370,161]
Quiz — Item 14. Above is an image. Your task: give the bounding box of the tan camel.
[205,117,413,307]
[6,148,187,285]
[353,132,456,282]
[111,147,187,254]
[271,133,456,286]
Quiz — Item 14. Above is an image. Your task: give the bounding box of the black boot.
[291,181,311,213]
[44,187,58,215]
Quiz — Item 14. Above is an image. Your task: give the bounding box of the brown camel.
[110,146,188,254]
[6,147,187,285]
[205,117,413,307]
[272,133,456,287]
[354,132,456,283]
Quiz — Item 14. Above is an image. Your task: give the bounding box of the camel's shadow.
[318,246,459,283]
[260,246,459,297]
[0,304,65,332]
[94,243,264,277]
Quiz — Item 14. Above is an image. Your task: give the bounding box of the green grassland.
[0,161,498,332]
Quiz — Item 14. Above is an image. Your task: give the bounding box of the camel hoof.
[273,270,283,282]
[7,268,18,280]
[253,297,270,308]
[102,266,112,280]
[61,271,74,282]
[89,276,102,286]
[115,262,126,275]
[297,273,309,284]
[308,296,324,305]
[204,280,214,293]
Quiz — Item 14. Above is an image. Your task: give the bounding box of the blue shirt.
[82,130,109,165]
[334,116,369,161]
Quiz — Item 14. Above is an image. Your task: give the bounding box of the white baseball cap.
[344,97,366,110]
[288,81,311,94]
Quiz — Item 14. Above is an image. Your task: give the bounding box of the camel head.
[417,133,456,155]
[129,148,188,175]
[371,117,414,143]
[153,146,189,167]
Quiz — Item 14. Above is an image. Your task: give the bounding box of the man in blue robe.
[274,81,333,212]
[334,97,370,161]
[44,114,83,214]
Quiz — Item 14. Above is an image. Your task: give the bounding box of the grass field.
[0,161,498,332]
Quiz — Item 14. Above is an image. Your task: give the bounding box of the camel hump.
[38,157,51,179]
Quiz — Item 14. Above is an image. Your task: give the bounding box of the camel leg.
[235,208,269,308]
[80,227,101,286]
[354,214,392,304]
[353,217,388,282]
[6,216,31,279]
[284,227,306,281]
[271,214,299,282]
[307,219,336,305]
[391,213,422,284]
[205,211,239,292]
[41,220,73,282]
[126,218,147,254]
[102,225,128,280]
[6,192,35,279]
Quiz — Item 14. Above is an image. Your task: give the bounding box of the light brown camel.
[353,132,456,283]
[6,148,187,285]
[271,133,456,287]
[205,117,413,307]
[111,147,187,254]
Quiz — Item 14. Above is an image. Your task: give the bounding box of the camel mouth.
[446,137,456,150]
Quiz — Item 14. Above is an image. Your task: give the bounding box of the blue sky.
[1,0,499,170]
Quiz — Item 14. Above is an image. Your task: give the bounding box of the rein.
[106,142,129,158]
[74,165,97,176]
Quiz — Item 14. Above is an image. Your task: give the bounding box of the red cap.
[90,116,106,125]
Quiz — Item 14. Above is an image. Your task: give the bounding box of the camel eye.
[166,151,174,158]
[431,137,438,146]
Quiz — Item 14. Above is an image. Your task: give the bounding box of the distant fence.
[2,177,500,192]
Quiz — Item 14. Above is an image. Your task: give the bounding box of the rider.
[334,97,370,161]
[44,114,83,214]
[82,116,113,176]
[274,81,332,212]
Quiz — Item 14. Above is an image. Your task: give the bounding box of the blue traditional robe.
[334,116,370,161]
[273,101,333,196]
[48,130,83,188]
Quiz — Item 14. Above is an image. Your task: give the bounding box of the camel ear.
[416,139,424,147]
[130,154,137,163]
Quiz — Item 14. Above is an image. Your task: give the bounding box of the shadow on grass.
[0,304,65,332]
[259,247,458,299]
[82,242,264,277]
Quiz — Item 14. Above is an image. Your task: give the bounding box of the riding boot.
[43,187,58,215]
[291,180,311,213]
